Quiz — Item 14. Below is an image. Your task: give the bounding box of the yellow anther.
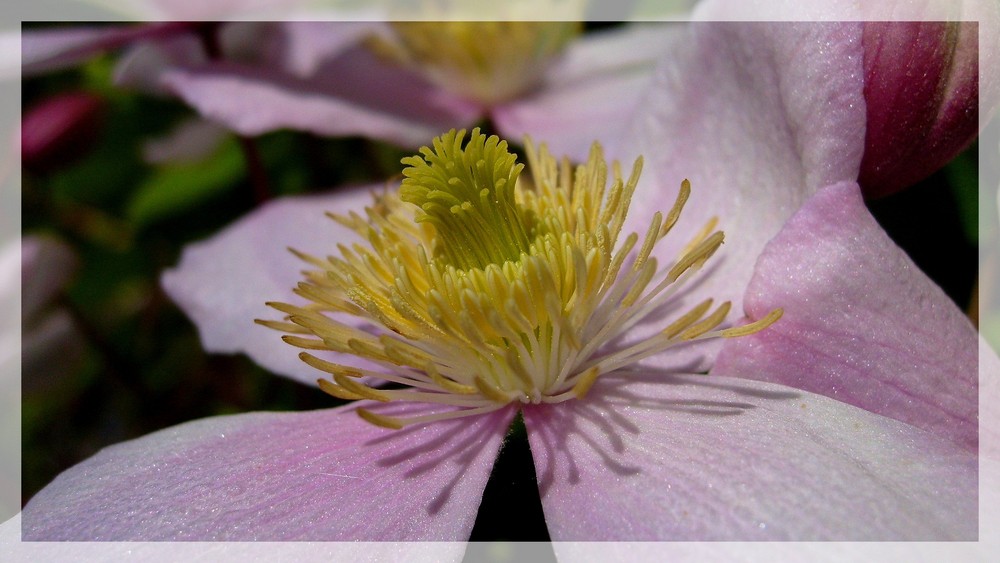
[679,301,733,340]
[334,373,392,403]
[299,352,363,378]
[660,179,691,239]
[572,366,602,399]
[718,308,785,338]
[280,335,328,350]
[475,376,513,404]
[662,299,715,339]
[356,408,404,430]
[426,364,477,395]
[666,231,725,283]
[317,378,366,401]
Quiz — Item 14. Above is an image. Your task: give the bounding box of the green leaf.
[945,148,979,245]
[127,137,245,227]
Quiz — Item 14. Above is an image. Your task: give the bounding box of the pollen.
[260,128,782,428]
[365,22,580,105]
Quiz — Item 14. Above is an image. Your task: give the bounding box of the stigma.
[260,129,782,429]
[365,22,580,105]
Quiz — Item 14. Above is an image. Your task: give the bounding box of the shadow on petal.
[525,370,800,500]
[363,403,517,516]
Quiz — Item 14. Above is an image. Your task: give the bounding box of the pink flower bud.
[21,91,104,174]
[859,22,980,199]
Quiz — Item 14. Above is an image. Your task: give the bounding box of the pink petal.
[114,23,277,96]
[142,118,229,165]
[160,47,481,148]
[21,308,85,394]
[713,182,978,449]
[21,403,515,540]
[161,187,384,385]
[616,22,867,370]
[5,510,467,561]
[492,24,679,162]
[984,337,1000,460]
[523,372,977,540]
[20,235,78,321]
[21,23,191,76]
[113,34,206,96]
[274,22,387,77]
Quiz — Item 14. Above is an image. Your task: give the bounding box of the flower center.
[261,129,782,429]
[365,22,580,105]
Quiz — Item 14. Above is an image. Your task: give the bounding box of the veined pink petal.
[21,402,515,540]
[714,182,978,449]
[160,47,482,149]
[616,22,867,371]
[523,372,977,540]
[492,24,679,162]
[161,187,385,385]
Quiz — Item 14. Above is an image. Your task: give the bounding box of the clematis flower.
[109,20,675,157]
[14,19,989,544]
[111,17,998,193]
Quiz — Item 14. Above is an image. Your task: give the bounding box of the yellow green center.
[261,129,782,429]
[366,22,580,105]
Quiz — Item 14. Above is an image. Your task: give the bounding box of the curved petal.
[161,186,384,385]
[523,372,977,540]
[617,22,866,367]
[492,24,679,162]
[22,403,515,541]
[20,23,191,76]
[160,47,482,148]
[113,23,277,96]
[714,182,978,449]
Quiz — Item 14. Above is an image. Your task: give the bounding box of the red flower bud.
[21,91,105,174]
[859,22,980,198]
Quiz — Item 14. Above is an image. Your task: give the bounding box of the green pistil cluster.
[400,128,532,271]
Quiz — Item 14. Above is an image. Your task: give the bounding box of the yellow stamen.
[317,378,365,401]
[718,308,785,338]
[260,129,783,428]
[356,408,404,430]
[572,366,602,400]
